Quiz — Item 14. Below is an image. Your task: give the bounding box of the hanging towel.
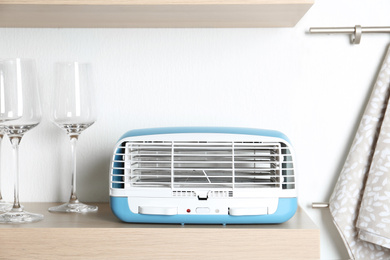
[329,45,390,260]
[357,67,390,249]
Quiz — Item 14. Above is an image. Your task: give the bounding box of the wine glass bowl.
[56,122,95,139]
[0,58,43,223]
[49,62,97,213]
[0,61,22,124]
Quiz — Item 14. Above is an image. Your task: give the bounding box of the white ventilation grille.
[111,141,295,190]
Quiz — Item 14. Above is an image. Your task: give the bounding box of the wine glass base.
[0,201,12,212]
[48,202,98,213]
[0,208,44,223]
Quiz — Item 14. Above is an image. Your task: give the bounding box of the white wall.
[1,0,390,258]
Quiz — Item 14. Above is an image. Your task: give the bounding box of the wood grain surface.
[0,0,314,28]
[0,203,320,259]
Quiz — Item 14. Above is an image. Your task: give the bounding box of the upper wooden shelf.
[0,203,319,259]
[0,0,314,28]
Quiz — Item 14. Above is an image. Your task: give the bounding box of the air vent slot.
[281,143,295,189]
[208,190,233,198]
[172,191,196,197]
[111,142,126,189]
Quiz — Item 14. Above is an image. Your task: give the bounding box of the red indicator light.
[187,209,191,213]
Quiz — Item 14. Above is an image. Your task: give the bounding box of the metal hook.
[351,25,362,44]
[312,202,329,208]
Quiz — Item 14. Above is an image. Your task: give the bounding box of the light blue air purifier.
[110,127,297,224]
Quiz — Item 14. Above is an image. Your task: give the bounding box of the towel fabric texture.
[330,46,390,259]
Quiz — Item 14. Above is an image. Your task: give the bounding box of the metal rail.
[309,25,390,44]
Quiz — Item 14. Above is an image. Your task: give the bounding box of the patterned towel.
[329,46,390,259]
[357,63,390,249]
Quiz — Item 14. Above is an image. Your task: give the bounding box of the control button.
[196,207,210,214]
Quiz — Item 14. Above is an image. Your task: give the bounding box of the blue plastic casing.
[110,197,297,224]
[110,127,297,224]
[118,127,292,144]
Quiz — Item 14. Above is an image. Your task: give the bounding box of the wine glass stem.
[11,137,21,209]
[70,136,78,203]
[0,135,3,201]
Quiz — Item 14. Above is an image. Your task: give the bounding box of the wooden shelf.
[0,0,313,28]
[0,203,319,259]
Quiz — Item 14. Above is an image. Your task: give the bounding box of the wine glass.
[0,65,22,213]
[0,58,44,223]
[48,62,97,213]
